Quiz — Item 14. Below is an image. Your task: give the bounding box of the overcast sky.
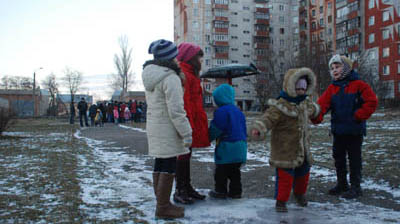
[0,0,174,100]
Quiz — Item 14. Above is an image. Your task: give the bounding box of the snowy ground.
[0,114,400,223]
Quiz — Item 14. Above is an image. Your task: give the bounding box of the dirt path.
[79,122,400,212]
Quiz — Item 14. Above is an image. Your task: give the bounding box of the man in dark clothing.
[89,104,98,126]
[77,97,89,127]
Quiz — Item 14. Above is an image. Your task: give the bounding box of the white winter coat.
[142,64,192,158]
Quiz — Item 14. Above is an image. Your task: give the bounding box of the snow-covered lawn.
[1,116,399,223]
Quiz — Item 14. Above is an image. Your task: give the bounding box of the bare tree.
[110,35,134,95]
[356,50,391,106]
[62,67,83,105]
[296,43,332,96]
[0,76,33,90]
[41,73,59,116]
[253,49,296,111]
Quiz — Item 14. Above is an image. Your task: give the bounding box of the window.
[279,5,284,11]
[383,11,390,22]
[193,0,199,3]
[292,5,298,11]
[279,16,284,22]
[192,21,199,29]
[213,34,228,41]
[398,63,400,74]
[205,59,210,66]
[369,16,375,26]
[231,36,238,39]
[328,15,332,23]
[280,39,284,46]
[243,42,250,46]
[205,0,211,4]
[215,0,228,4]
[231,0,238,3]
[204,83,211,90]
[205,22,211,30]
[312,10,316,17]
[243,30,250,34]
[368,0,374,9]
[280,28,285,34]
[293,16,298,23]
[383,65,390,75]
[383,47,390,57]
[243,18,250,22]
[312,22,316,29]
[243,90,250,94]
[243,6,250,10]
[328,2,332,10]
[231,23,238,27]
[193,8,198,16]
[231,48,238,51]
[320,18,324,26]
[320,6,323,13]
[398,44,400,55]
[205,47,210,54]
[243,54,250,58]
[383,29,390,40]
[368,33,375,43]
[369,50,377,60]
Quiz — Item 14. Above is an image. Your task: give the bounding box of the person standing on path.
[77,97,89,127]
[312,55,378,199]
[174,42,210,204]
[142,39,192,219]
[250,68,320,212]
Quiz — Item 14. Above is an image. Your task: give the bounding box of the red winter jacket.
[312,71,378,135]
[180,62,210,148]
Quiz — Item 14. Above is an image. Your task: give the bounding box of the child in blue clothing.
[208,84,247,199]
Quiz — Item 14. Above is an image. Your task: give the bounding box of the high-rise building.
[364,0,400,98]
[174,0,300,110]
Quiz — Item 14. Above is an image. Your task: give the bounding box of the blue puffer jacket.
[209,84,247,164]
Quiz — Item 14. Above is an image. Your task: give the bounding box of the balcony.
[255,30,268,36]
[255,19,269,25]
[254,42,268,49]
[213,4,229,10]
[255,7,268,13]
[214,52,229,59]
[213,41,229,46]
[213,16,229,21]
[213,28,229,34]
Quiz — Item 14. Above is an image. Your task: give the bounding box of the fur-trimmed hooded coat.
[251,68,320,169]
[142,61,192,158]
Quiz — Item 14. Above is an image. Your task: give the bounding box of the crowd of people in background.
[72,97,147,127]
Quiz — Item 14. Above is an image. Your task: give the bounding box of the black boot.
[173,160,194,204]
[328,171,349,195]
[342,171,362,199]
[184,160,206,200]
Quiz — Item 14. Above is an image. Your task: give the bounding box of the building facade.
[364,0,400,98]
[174,0,300,110]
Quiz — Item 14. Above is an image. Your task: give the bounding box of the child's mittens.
[183,135,193,148]
[247,121,267,141]
[304,99,320,119]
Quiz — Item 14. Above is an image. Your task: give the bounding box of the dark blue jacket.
[314,71,378,136]
[209,84,247,164]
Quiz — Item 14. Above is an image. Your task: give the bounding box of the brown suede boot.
[152,172,160,197]
[155,173,184,219]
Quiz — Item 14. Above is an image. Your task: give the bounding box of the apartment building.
[299,0,336,57]
[364,0,400,98]
[174,0,299,110]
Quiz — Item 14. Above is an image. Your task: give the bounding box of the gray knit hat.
[148,39,178,60]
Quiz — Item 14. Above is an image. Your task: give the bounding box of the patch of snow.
[118,124,146,133]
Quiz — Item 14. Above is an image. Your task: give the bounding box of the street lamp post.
[33,67,43,117]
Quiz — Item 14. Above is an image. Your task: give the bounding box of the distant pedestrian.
[77,97,89,127]
[208,84,247,200]
[312,55,378,199]
[113,104,119,124]
[89,104,97,127]
[142,39,192,219]
[124,106,130,122]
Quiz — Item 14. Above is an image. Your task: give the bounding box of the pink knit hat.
[295,78,307,90]
[176,42,201,62]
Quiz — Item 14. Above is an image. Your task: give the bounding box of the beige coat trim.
[267,99,298,117]
[311,102,321,119]
[283,67,317,97]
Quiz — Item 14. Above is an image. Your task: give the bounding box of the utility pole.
[33,67,43,117]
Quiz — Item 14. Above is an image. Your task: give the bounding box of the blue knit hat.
[148,39,178,60]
